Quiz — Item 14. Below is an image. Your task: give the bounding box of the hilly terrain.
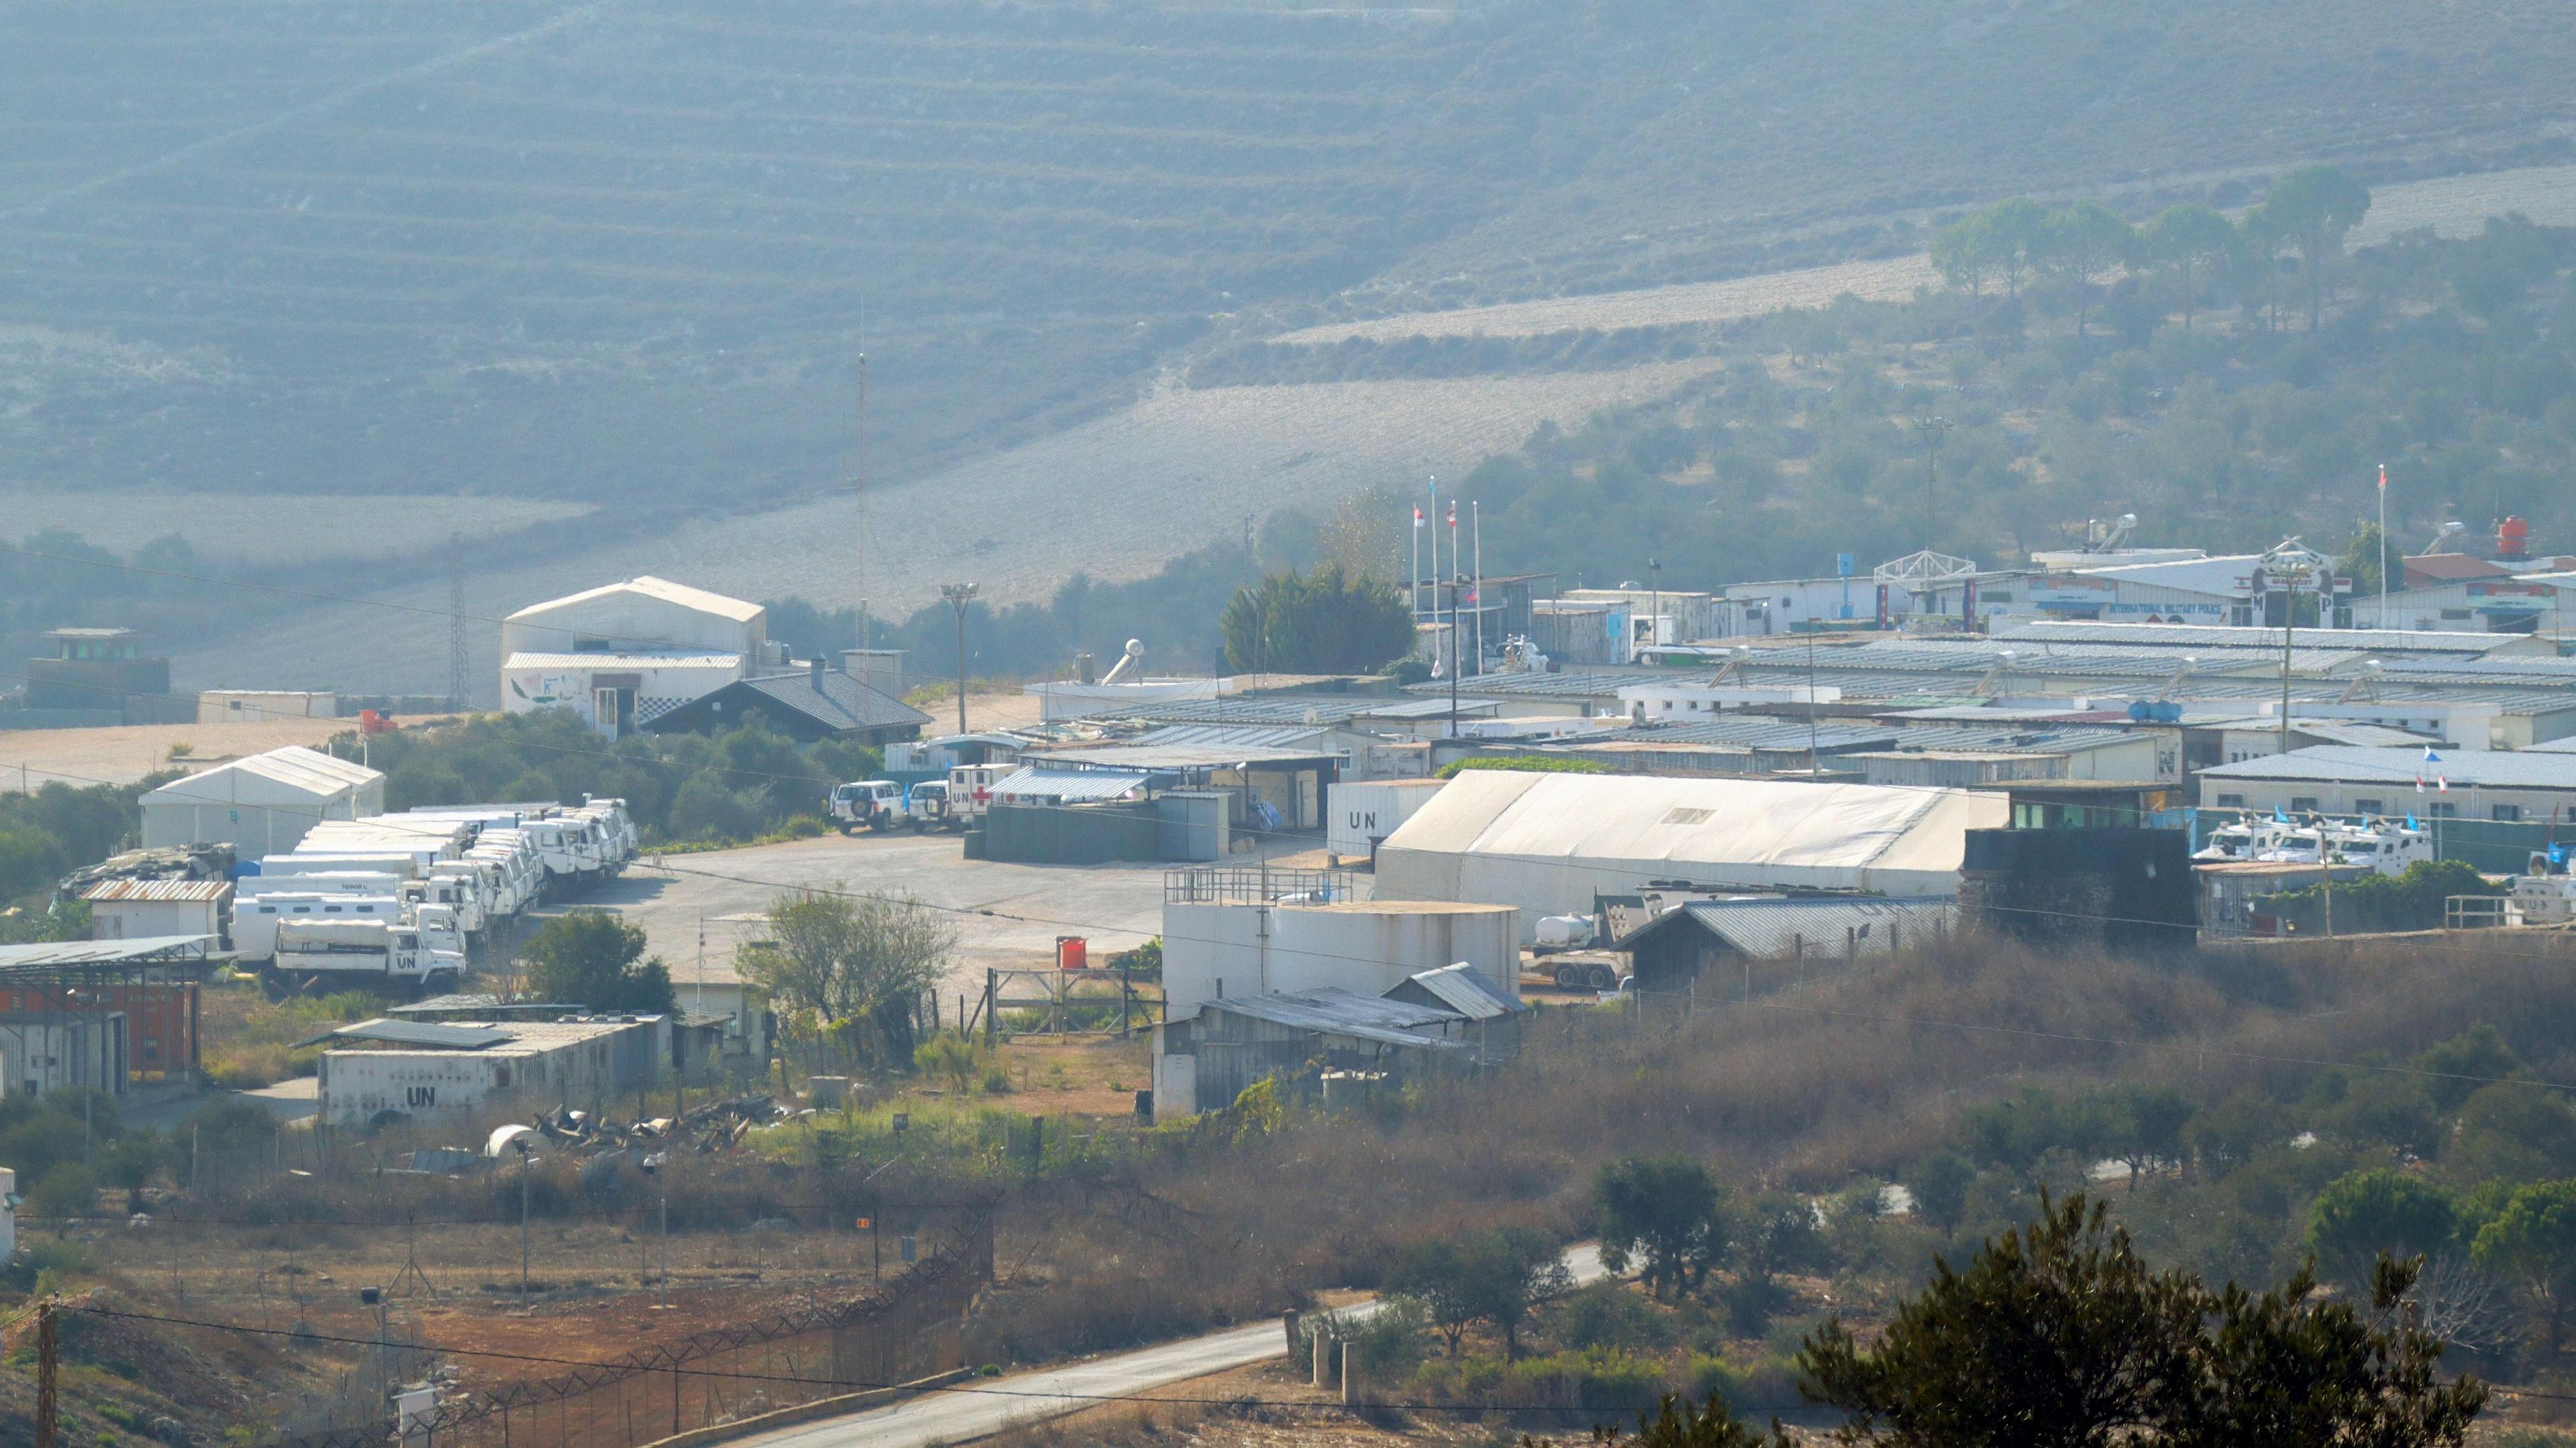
[9,0,2576,688]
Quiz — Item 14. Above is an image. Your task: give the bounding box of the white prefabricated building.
[1160,898,1518,1024]
[500,577,765,736]
[315,1015,668,1126]
[1373,771,2009,939]
[140,746,385,855]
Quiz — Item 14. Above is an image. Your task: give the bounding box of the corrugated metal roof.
[504,651,745,669]
[1401,963,1525,1019]
[1039,742,1344,769]
[1614,718,1900,751]
[2199,746,2576,789]
[1871,726,2149,757]
[0,935,214,967]
[1201,988,1466,1048]
[296,1017,516,1050]
[1109,694,1485,725]
[1626,897,1957,958]
[1997,620,2530,655]
[1413,669,1667,699]
[505,576,763,624]
[987,765,1155,803]
[144,745,381,803]
[78,879,231,902]
[725,669,934,732]
[1126,724,1335,750]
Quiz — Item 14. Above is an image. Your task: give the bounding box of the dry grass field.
[5,490,594,565]
[176,359,1723,698]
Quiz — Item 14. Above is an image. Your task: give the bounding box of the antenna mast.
[447,531,469,713]
[856,346,871,651]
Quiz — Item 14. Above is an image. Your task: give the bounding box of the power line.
[60,1299,1639,1419]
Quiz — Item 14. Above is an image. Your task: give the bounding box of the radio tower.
[447,531,470,713]
[855,349,871,650]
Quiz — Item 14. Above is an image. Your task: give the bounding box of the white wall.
[1161,901,1519,1023]
[88,896,224,942]
[1328,780,1448,858]
[500,657,745,730]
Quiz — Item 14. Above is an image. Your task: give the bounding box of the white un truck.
[271,919,463,994]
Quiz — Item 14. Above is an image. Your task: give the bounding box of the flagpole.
[2377,461,2388,626]
[1411,504,1422,622]
[1472,500,1483,679]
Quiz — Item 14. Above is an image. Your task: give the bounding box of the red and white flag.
[2379,461,2387,493]
[1446,501,1458,528]
[1413,506,1424,527]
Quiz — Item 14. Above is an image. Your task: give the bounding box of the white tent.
[1373,771,2006,938]
[140,745,384,856]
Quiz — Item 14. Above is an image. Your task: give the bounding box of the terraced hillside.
[0,0,1610,504]
[9,0,2576,514]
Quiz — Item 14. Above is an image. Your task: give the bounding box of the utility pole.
[447,531,470,714]
[941,583,978,736]
[1913,416,1953,553]
[515,1139,533,1306]
[1446,575,1460,738]
[1648,556,1661,664]
[856,349,870,651]
[36,1297,58,1448]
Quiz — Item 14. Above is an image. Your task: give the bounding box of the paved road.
[739,1245,1608,1448]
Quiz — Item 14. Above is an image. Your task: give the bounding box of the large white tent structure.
[1373,771,2006,938]
[140,745,384,856]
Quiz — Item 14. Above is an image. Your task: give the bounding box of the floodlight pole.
[941,583,979,736]
[1913,416,1953,552]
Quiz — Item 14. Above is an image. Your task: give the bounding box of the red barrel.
[1057,935,1088,970]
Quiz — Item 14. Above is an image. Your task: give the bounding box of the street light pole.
[1913,416,1953,553]
[940,583,979,736]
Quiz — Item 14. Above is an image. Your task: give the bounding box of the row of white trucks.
[235,798,637,993]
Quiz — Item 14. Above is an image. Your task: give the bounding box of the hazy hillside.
[6,0,2575,521]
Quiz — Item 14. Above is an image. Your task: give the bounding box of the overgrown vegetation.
[1218,565,1414,675]
[517,910,676,1015]
[0,778,154,907]
[370,709,877,846]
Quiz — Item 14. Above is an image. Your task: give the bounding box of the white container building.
[1159,897,1518,1025]
[80,879,231,943]
[140,746,384,856]
[315,1015,669,1126]
[1326,779,1449,862]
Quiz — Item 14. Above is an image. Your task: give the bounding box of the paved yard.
[557,829,1206,997]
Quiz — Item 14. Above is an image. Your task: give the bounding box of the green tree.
[1594,1156,1730,1301]
[517,909,677,1014]
[1389,1227,1571,1359]
[1219,564,1415,674]
[2137,203,2238,332]
[2195,1257,2486,1447]
[1902,1153,1976,1235]
[1801,1194,2485,1447]
[1617,1394,1788,1448]
[2471,1179,2576,1353]
[2306,1168,2457,1289]
[1801,1196,2206,1446]
[738,887,955,1068]
[1931,211,2001,304]
[2037,201,2135,336]
[1976,197,2049,298]
[2337,522,2392,601]
[2257,164,2371,333]
[2445,1084,2576,1186]
[2104,1084,2197,1190]
[27,1161,99,1234]
[2412,1025,2524,1114]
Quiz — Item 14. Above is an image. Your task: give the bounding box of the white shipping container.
[1326,778,1448,861]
